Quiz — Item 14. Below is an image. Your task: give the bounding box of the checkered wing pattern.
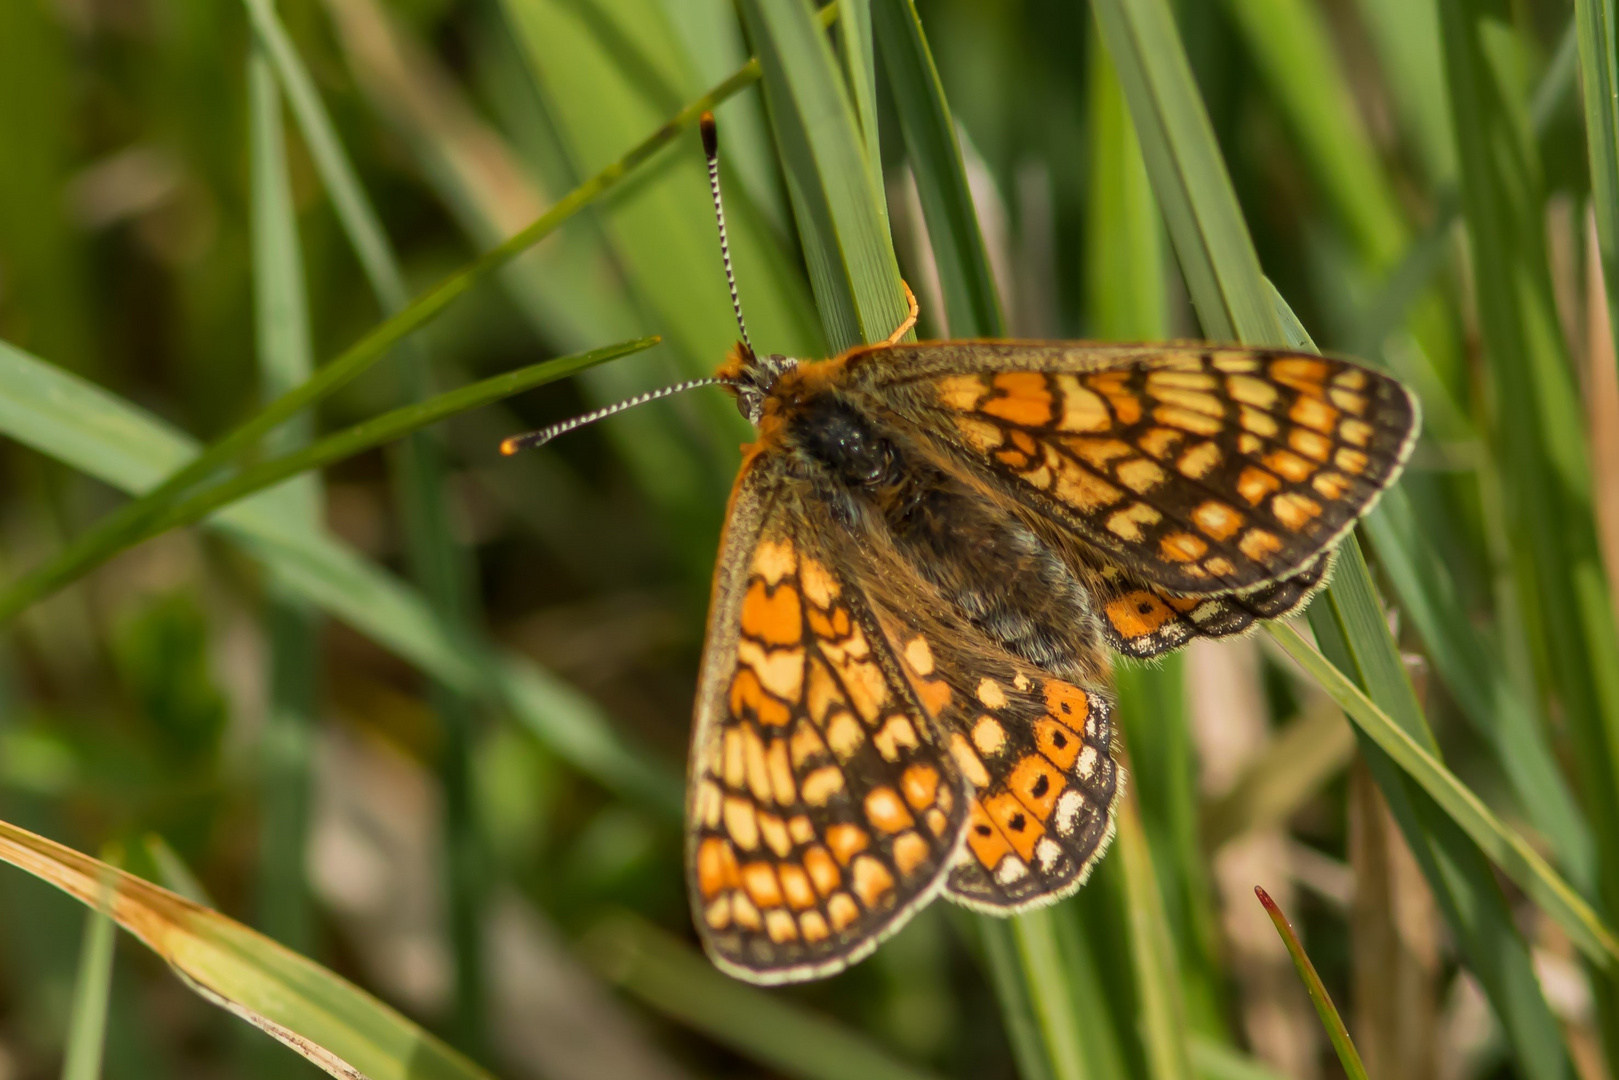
[689,464,969,984]
[852,343,1418,596]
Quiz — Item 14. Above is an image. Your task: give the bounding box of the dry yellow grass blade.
[0,818,492,1080]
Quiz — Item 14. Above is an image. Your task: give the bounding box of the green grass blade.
[0,31,779,624]
[737,0,909,350]
[1352,0,1456,183]
[1186,1038,1291,1080]
[1096,0,1576,1071]
[1577,0,1619,369]
[872,0,1004,337]
[1115,796,1194,1080]
[586,915,944,1080]
[60,862,117,1080]
[1442,0,1619,1052]
[0,336,684,816]
[1253,887,1368,1080]
[130,340,660,549]
[1088,0,1282,343]
[838,0,885,228]
[0,819,493,1080]
[1007,910,1090,1080]
[248,44,320,964]
[974,918,1059,1080]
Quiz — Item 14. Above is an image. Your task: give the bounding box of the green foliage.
[1,0,1618,1077]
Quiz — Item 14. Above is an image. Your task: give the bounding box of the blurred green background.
[3,0,1619,1077]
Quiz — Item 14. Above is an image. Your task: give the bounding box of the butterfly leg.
[882,281,920,346]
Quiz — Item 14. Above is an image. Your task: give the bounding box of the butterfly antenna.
[500,375,737,455]
[701,111,754,357]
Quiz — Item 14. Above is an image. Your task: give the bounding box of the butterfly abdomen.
[784,390,1106,684]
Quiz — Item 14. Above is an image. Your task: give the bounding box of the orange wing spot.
[1237,466,1283,505]
[1272,491,1323,531]
[724,796,760,850]
[972,714,1008,756]
[1034,717,1083,770]
[789,815,816,844]
[737,641,805,706]
[1105,501,1163,542]
[1116,457,1168,494]
[893,831,931,877]
[1053,374,1112,432]
[996,447,1031,468]
[1053,458,1125,511]
[1205,556,1235,576]
[1165,594,1202,613]
[740,579,803,646]
[1160,532,1209,562]
[695,780,723,827]
[873,714,920,761]
[1239,432,1264,455]
[1106,590,1176,638]
[1289,427,1332,461]
[912,675,952,717]
[957,415,1004,451]
[1044,681,1091,723]
[903,635,935,675]
[827,891,860,931]
[977,677,1009,708]
[827,823,870,865]
[1154,405,1224,436]
[1138,426,1186,459]
[1340,418,1373,447]
[901,763,941,810]
[732,892,762,930]
[984,792,1046,861]
[939,373,989,409]
[1211,350,1261,373]
[851,855,896,909]
[926,808,950,836]
[767,739,796,805]
[1336,447,1369,475]
[1238,528,1284,563]
[1240,405,1280,438]
[1263,449,1316,482]
[800,910,830,943]
[1312,471,1350,500]
[865,786,916,834]
[1332,367,1369,389]
[704,894,731,929]
[1177,440,1222,479]
[744,726,771,802]
[742,862,784,908]
[805,661,839,725]
[964,799,1016,871]
[982,372,1053,426]
[759,812,792,856]
[1330,387,1368,415]
[1226,374,1279,409]
[723,728,745,787]
[697,837,737,898]
[730,668,790,727]
[1066,437,1136,470]
[1153,386,1225,417]
[1192,500,1245,541]
[1289,395,1339,433]
[779,864,817,910]
[801,765,846,806]
[799,557,841,608]
[1009,428,1038,454]
[765,908,799,943]
[805,845,841,894]
[828,653,888,722]
[789,717,829,768]
[1086,372,1143,423]
[1147,369,1217,391]
[752,538,797,585]
[950,733,992,787]
[1271,357,1331,392]
[826,710,865,760]
[1009,754,1064,822]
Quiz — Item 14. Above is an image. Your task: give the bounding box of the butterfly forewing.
[689,461,969,983]
[849,343,1418,596]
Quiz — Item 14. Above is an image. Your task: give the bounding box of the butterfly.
[503,113,1421,985]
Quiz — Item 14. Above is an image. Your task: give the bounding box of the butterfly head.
[717,342,797,426]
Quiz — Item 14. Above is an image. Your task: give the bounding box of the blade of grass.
[0,19,796,624]
[245,0,491,1044]
[584,914,944,1080]
[0,336,684,816]
[736,0,908,350]
[1186,1038,1291,1080]
[1253,886,1368,1080]
[60,859,117,1080]
[118,340,661,552]
[1576,0,1619,373]
[1115,793,1194,1080]
[0,818,494,1080]
[1093,0,1577,1072]
[838,0,885,229]
[1441,0,1619,1054]
[872,0,1004,339]
[247,43,320,963]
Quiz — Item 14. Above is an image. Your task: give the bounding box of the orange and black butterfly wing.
[688,457,969,984]
[1092,553,1330,658]
[845,343,1418,597]
[869,606,1122,912]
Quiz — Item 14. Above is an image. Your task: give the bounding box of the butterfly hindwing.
[689,460,969,984]
[845,343,1418,596]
